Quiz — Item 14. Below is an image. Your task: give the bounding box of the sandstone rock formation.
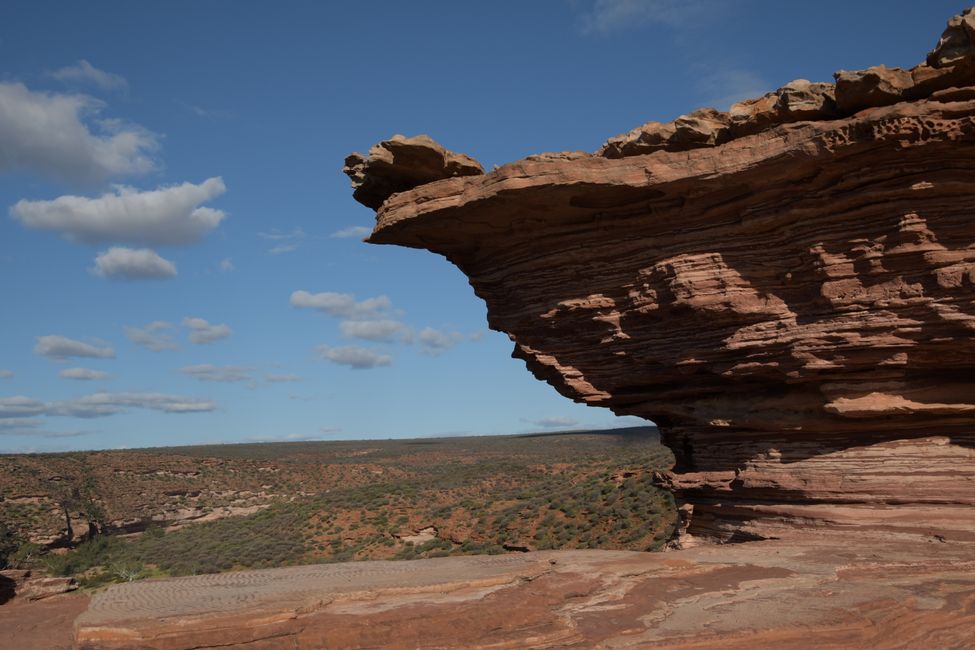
[348,8,975,545]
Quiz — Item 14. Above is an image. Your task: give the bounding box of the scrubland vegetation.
[0,427,676,588]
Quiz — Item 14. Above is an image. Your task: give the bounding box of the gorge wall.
[346,10,975,546]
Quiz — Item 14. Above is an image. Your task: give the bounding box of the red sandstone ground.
[0,593,89,650]
[69,538,975,649]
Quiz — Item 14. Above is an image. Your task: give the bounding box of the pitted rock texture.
[352,8,975,544]
[73,541,975,649]
[343,134,483,210]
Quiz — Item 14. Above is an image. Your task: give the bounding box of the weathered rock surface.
[73,540,975,648]
[343,134,483,210]
[351,8,975,544]
[0,569,77,602]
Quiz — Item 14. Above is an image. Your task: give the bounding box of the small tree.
[52,470,106,545]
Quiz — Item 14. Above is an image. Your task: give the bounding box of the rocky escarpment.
[347,8,975,545]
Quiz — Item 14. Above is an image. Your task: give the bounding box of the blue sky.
[0,0,962,452]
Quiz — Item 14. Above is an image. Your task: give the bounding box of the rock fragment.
[728,80,837,136]
[833,65,915,114]
[928,6,975,67]
[343,134,483,210]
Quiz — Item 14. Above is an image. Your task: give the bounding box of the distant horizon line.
[0,423,660,456]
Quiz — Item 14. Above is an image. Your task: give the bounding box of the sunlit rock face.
[348,8,975,545]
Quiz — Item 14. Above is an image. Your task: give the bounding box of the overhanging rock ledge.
[345,8,975,546]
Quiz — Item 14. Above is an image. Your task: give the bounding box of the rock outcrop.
[348,8,975,545]
[0,569,77,601]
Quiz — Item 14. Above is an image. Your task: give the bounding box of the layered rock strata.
[347,9,975,544]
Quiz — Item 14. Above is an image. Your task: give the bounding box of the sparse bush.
[0,429,676,582]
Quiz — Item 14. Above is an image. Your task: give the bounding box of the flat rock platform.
[74,537,975,649]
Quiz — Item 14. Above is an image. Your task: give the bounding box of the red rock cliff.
[346,9,975,545]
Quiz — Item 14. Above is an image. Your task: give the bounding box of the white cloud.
[1,430,85,439]
[244,432,325,443]
[67,392,215,416]
[291,290,391,319]
[0,81,157,183]
[180,364,253,382]
[523,416,580,429]
[0,369,12,378]
[258,228,305,241]
[417,327,464,355]
[259,228,305,254]
[579,0,712,35]
[0,392,216,420]
[0,396,47,418]
[34,335,115,360]
[177,101,232,119]
[340,319,409,342]
[78,392,216,415]
[269,243,299,255]
[93,246,177,280]
[288,394,323,402]
[11,177,227,246]
[0,418,40,430]
[218,257,234,272]
[59,367,111,381]
[265,373,301,383]
[50,399,118,418]
[183,317,232,344]
[125,321,179,352]
[0,415,86,438]
[315,345,392,369]
[295,292,468,356]
[49,60,127,91]
[696,66,769,110]
[330,225,371,239]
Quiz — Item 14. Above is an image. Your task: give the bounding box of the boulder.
[343,134,483,210]
[833,65,914,113]
[928,7,975,67]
